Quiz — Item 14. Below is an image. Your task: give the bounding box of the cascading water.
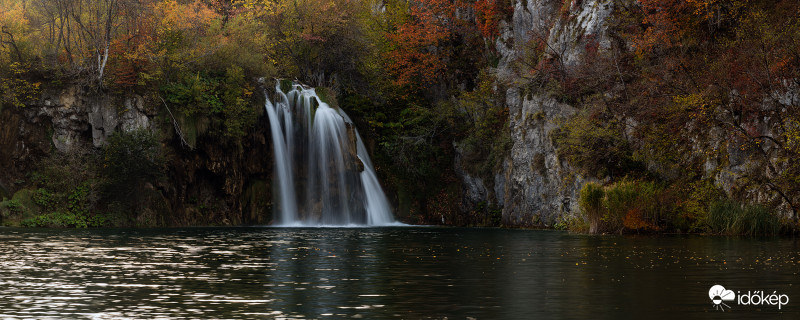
[264,80,395,226]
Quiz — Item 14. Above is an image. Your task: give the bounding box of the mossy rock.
[279,79,294,93]
[0,183,8,200]
[173,113,210,149]
[315,87,338,108]
[0,188,41,226]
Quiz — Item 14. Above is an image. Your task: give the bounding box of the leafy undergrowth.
[570,180,796,236]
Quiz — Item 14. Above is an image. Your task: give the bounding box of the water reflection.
[0,228,797,319]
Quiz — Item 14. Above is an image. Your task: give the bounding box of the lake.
[0,227,798,319]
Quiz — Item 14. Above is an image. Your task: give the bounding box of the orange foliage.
[474,0,509,40]
[107,7,159,88]
[156,0,218,32]
[623,208,657,231]
[634,0,695,54]
[385,0,470,91]
[634,0,754,54]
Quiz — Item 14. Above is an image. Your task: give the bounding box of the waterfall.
[263,80,396,226]
[264,95,298,223]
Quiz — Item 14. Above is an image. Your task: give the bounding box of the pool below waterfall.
[0,227,798,319]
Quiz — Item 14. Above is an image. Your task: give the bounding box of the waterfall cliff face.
[264,81,394,226]
[450,0,615,227]
[0,85,277,226]
[455,0,795,226]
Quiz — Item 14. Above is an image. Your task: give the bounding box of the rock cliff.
[0,86,274,226]
[455,0,797,226]
[455,0,613,226]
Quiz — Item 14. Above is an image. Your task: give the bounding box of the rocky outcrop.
[456,0,797,226]
[454,0,612,226]
[499,91,589,226]
[0,104,51,190]
[0,85,275,226]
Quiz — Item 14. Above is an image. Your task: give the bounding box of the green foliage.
[162,73,222,113]
[453,71,511,179]
[21,211,106,228]
[553,108,643,179]
[17,178,106,228]
[4,199,22,215]
[576,178,788,235]
[0,62,40,108]
[578,182,605,233]
[708,200,781,236]
[99,129,172,226]
[33,188,54,209]
[67,183,90,217]
[602,181,638,233]
[0,188,39,222]
[20,181,105,228]
[13,150,119,228]
[378,103,455,183]
[673,180,725,232]
[102,129,163,203]
[31,151,97,194]
[576,180,679,234]
[561,214,590,232]
[161,67,256,138]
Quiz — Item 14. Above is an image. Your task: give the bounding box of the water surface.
[0,227,798,319]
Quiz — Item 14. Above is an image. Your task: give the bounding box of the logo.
[708,284,790,312]
[709,285,736,311]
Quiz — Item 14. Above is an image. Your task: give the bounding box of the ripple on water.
[0,228,798,319]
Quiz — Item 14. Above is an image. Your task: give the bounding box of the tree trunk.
[0,26,24,62]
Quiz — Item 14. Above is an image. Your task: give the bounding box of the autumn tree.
[230,0,377,89]
[12,0,149,87]
[0,0,40,107]
[626,0,800,219]
[384,0,467,92]
[474,0,509,42]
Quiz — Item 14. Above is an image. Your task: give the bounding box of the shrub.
[579,182,605,233]
[3,199,23,215]
[101,129,164,216]
[21,211,106,228]
[33,188,54,209]
[21,151,106,227]
[576,179,677,234]
[708,200,780,236]
[103,129,163,192]
[161,67,256,138]
[20,181,106,228]
[30,150,97,195]
[603,181,638,233]
[671,180,724,232]
[0,188,39,222]
[553,108,644,179]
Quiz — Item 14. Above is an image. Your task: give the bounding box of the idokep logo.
[709,285,736,311]
[709,284,790,312]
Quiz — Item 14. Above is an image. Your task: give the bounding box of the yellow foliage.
[0,0,29,33]
[156,0,219,32]
[786,119,800,152]
[1,62,40,108]
[672,93,707,107]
